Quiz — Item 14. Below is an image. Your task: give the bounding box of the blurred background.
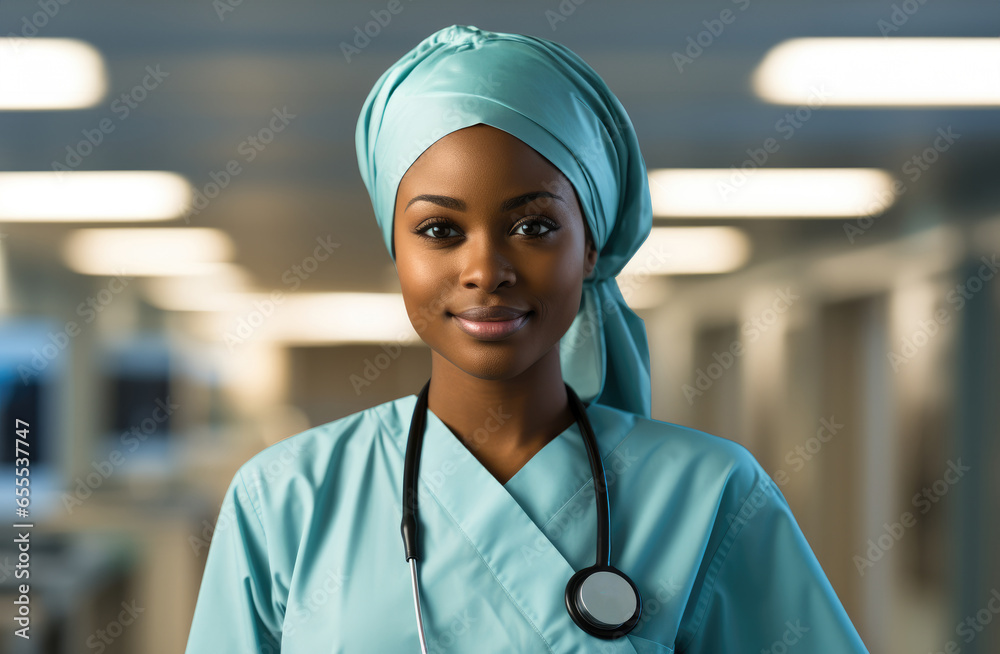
[1,1,998,652]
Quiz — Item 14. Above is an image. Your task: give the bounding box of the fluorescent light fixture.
[266,293,420,344]
[0,171,192,222]
[62,227,234,276]
[648,168,896,218]
[617,276,672,310]
[0,38,107,109]
[0,233,9,312]
[205,292,421,345]
[141,264,254,311]
[620,227,751,275]
[753,37,1000,106]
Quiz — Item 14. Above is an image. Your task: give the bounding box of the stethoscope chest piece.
[565,564,642,639]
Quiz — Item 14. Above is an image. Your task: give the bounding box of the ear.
[584,240,598,279]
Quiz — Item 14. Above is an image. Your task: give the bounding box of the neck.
[426,347,576,482]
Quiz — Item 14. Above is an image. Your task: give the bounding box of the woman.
[185,24,869,653]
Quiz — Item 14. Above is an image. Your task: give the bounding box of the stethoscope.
[401,379,642,652]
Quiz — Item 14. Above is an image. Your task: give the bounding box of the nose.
[458,234,516,292]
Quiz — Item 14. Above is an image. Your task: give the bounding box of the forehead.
[399,124,571,191]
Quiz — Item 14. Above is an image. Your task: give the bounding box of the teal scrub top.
[185,395,869,653]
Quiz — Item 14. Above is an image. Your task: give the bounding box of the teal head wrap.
[355,24,652,418]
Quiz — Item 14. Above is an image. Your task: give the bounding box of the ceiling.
[3,0,999,296]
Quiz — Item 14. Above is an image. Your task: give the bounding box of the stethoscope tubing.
[408,558,429,654]
[565,382,612,566]
[401,380,611,564]
[400,378,638,645]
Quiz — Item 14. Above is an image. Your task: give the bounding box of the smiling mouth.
[450,312,531,341]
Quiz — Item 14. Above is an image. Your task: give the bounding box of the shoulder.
[592,404,771,516]
[599,405,765,485]
[233,395,413,506]
[205,396,414,580]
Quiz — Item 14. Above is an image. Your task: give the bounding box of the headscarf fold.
[356,24,652,418]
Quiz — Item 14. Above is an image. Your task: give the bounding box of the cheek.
[528,250,586,324]
[397,257,452,328]
[538,249,586,291]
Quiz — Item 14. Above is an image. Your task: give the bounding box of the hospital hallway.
[1,1,999,652]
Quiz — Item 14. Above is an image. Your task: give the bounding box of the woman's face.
[393,123,598,380]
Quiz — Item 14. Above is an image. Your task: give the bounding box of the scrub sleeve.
[678,475,869,652]
[185,470,283,654]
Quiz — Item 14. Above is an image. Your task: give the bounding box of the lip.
[450,306,531,341]
[453,306,529,321]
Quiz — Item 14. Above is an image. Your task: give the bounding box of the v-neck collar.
[500,408,592,530]
[404,393,637,534]
[387,393,639,653]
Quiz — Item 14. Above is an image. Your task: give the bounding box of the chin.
[434,348,535,381]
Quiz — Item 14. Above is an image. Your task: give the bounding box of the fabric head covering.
[355,24,652,418]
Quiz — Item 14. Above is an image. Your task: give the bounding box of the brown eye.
[414,219,460,239]
[428,225,458,238]
[513,218,557,238]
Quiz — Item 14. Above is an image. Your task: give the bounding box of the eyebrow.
[404,191,564,213]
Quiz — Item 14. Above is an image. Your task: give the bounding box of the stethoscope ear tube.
[401,379,431,562]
